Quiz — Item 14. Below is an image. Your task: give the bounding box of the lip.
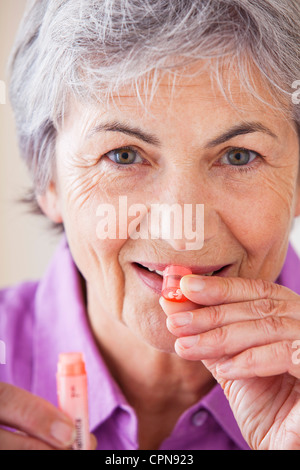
[134,262,229,275]
[132,263,164,294]
[132,262,233,295]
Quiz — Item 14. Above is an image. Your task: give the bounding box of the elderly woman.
[0,0,300,451]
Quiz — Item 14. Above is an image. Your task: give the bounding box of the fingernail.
[177,335,199,349]
[50,420,76,446]
[181,275,206,293]
[168,312,193,327]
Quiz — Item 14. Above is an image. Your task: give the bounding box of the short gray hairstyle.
[8,0,300,202]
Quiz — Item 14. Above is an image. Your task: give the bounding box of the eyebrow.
[204,122,277,148]
[87,120,161,146]
[87,120,277,148]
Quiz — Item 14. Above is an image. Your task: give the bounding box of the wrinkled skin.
[6,62,299,449]
[161,277,300,450]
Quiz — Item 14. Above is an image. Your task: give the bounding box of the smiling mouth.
[134,262,229,277]
[132,262,231,294]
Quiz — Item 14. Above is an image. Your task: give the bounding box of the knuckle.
[243,348,257,369]
[260,316,285,336]
[254,278,280,299]
[209,326,228,347]
[218,278,235,301]
[251,298,281,318]
[21,401,41,431]
[283,340,294,359]
[208,305,225,327]
[272,341,292,364]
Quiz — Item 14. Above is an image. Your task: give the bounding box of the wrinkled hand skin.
[160,275,300,450]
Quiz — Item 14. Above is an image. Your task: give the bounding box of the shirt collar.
[32,235,127,431]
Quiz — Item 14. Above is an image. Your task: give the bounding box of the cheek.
[58,170,152,318]
[68,220,128,317]
[235,198,290,252]
[56,171,127,312]
[218,169,297,280]
[249,176,294,249]
[220,166,295,243]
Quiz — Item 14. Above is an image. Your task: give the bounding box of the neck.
[87,288,215,448]
[100,332,214,410]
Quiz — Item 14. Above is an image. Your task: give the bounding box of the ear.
[36,182,63,224]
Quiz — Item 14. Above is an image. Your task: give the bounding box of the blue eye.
[221,148,259,166]
[106,147,143,165]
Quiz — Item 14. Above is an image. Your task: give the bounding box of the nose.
[147,202,204,251]
[146,174,218,251]
[126,165,222,251]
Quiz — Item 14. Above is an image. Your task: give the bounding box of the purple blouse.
[1,236,300,450]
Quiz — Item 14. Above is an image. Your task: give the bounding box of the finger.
[166,298,300,337]
[0,428,56,450]
[174,316,300,361]
[159,296,199,316]
[215,341,300,380]
[0,383,76,449]
[90,433,98,450]
[180,275,299,306]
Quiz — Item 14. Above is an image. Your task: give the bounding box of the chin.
[145,330,177,354]
[124,308,177,354]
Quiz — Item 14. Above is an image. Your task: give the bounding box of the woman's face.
[46,64,300,352]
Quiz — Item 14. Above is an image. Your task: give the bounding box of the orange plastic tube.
[161,265,192,302]
[57,352,90,450]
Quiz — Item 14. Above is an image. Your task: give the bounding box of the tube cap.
[57,352,86,376]
[161,265,192,302]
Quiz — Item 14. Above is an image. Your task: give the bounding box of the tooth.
[145,267,216,277]
[155,270,164,276]
[145,267,164,275]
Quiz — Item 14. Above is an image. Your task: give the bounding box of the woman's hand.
[160,275,300,450]
[0,383,96,450]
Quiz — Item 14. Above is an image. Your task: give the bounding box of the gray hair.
[8,0,300,201]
